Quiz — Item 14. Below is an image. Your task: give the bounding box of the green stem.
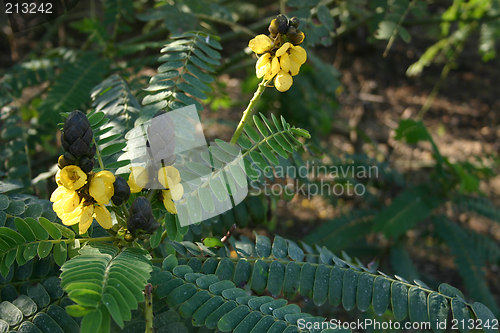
[93,137,105,170]
[44,236,115,245]
[383,1,415,57]
[144,285,154,333]
[230,79,268,144]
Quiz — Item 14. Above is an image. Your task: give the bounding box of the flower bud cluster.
[58,110,96,173]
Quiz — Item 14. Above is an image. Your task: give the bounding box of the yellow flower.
[59,165,87,190]
[275,42,291,57]
[76,201,113,235]
[248,34,274,54]
[274,70,293,92]
[127,166,148,193]
[158,166,184,214]
[50,186,80,219]
[269,56,280,78]
[56,199,113,235]
[289,45,307,65]
[280,52,291,72]
[256,53,271,79]
[89,170,115,205]
[289,56,301,76]
[250,36,306,92]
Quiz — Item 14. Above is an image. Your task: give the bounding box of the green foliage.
[167,234,494,332]
[154,264,323,332]
[239,113,310,182]
[0,58,57,107]
[0,248,74,332]
[0,108,31,188]
[0,214,80,275]
[372,185,443,238]
[1,1,499,332]
[434,216,499,314]
[304,210,374,252]
[85,109,128,170]
[142,32,221,115]
[38,53,110,125]
[454,193,500,225]
[61,244,152,330]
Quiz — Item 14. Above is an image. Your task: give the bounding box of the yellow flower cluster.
[50,165,115,234]
[252,40,307,92]
[127,165,184,214]
[248,15,307,92]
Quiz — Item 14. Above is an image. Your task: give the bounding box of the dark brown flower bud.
[127,197,159,234]
[268,18,279,35]
[269,15,289,36]
[63,152,76,164]
[289,17,300,28]
[111,176,131,206]
[287,27,305,45]
[80,156,94,173]
[62,110,95,159]
[58,155,71,169]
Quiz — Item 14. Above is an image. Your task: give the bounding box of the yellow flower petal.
[78,205,94,235]
[271,56,280,77]
[61,190,80,213]
[280,52,291,72]
[128,166,148,193]
[89,179,110,205]
[89,171,115,205]
[60,203,84,226]
[264,67,275,80]
[52,186,81,221]
[50,185,67,202]
[256,53,271,78]
[274,70,293,92]
[275,42,292,57]
[162,191,177,214]
[94,170,115,183]
[55,170,62,186]
[289,57,301,76]
[94,205,113,229]
[248,34,274,54]
[289,45,307,64]
[170,183,184,201]
[158,166,181,189]
[60,165,87,190]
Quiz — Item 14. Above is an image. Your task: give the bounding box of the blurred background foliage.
[1,0,500,321]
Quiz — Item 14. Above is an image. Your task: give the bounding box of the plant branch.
[93,137,105,170]
[230,79,268,144]
[383,1,415,57]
